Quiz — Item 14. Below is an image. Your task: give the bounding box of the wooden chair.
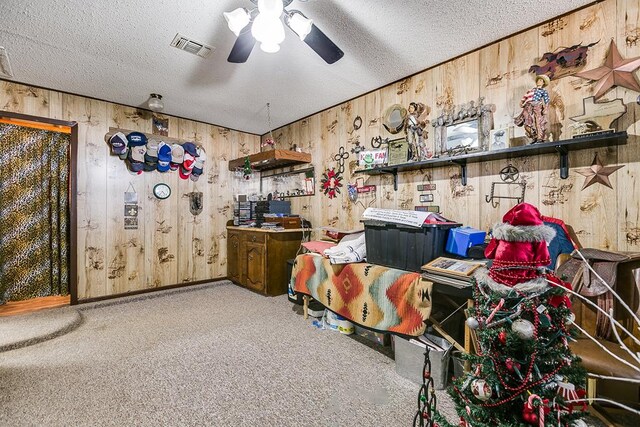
[556,248,640,426]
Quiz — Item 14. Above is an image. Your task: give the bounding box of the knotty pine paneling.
[0,81,260,300]
[263,0,640,253]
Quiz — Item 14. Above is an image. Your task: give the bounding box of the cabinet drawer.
[245,232,266,244]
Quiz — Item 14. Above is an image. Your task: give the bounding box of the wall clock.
[153,183,171,200]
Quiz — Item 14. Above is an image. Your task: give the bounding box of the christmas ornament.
[522,394,550,426]
[466,317,480,330]
[512,318,535,340]
[575,152,624,190]
[565,312,576,325]
[504,357,521,373]
[498,330,507,345]
[320,167,343,199]
[574,40,640,100]
[470,378,492,401]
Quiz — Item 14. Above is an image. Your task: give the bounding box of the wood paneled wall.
[0,82,260,300]
[264,0,640,253]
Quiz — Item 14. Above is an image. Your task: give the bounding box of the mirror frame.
[432,97,495,157]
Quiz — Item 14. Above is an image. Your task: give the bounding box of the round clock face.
[153,183,171,200]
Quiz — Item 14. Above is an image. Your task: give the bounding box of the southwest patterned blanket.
[290,254,432,336]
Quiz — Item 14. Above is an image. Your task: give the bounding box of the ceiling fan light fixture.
[224,8,251,36]
[148,93,164,112]
[286,11,313,41]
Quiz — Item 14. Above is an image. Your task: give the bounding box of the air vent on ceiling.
[0,47,15,78]
[170,33,214,58]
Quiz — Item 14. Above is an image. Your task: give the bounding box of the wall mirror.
[433,97,495,156]
[261,166,315,198]
[444,119,479,152]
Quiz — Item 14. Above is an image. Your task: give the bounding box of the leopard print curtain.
[0,124,70,303]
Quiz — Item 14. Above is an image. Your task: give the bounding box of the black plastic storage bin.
[363,220,461,272]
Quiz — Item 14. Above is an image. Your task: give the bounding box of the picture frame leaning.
[422,256,482,277]
[489,127,510,151]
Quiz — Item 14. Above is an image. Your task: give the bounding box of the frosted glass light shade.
[252,14,285,46]
[223,8,250,36]
[148,94,164,112]
[260,42,281,53]
[287,12,312,40]
[258,0,284,18]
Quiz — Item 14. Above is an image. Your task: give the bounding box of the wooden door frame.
[0,110,79,305]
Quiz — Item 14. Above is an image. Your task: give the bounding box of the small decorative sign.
[124,183,138,229]
[418,183,437,191]
[124,217,138,230]
[124,204,138,217]
[419,194,434,203]
[415,205,440,213]
[387,138,409,166]
[358,149,388,169]
[357,185,376,194]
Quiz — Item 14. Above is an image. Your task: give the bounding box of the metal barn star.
[574,40,640,100]
[575,153,624,190]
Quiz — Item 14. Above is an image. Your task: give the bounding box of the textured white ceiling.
[0,0,593,134]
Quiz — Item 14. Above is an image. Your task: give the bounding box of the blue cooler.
[445,226,486,257]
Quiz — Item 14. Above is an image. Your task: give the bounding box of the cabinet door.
[227,231,242,284]
[245,242,266,293]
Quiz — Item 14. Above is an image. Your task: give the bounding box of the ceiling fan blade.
[303,23,344,64]
[227,26,256,63]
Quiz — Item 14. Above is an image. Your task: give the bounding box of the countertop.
[226,226,306,233]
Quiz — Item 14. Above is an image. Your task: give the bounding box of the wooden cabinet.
[227,231,242,284]
[226,227,303,296]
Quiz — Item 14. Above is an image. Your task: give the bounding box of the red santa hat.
[475,203,557,295]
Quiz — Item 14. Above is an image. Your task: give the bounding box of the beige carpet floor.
[0,281,458,426]
[0,281,631,426]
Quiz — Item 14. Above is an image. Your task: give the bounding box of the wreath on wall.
[320,167,343,199]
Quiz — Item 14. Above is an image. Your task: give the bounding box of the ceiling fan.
[224,0,344,64]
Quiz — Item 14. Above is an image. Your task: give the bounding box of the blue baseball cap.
[127,132,147,147]
[157,142,171,172]
[182,142,198,157]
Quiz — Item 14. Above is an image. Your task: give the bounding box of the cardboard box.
[265,216,302,229]
[445,226,486,257]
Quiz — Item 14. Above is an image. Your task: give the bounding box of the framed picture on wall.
[489,127,510,151]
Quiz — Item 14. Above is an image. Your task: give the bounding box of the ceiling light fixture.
[147,93,164,112]
[224,0,343,64]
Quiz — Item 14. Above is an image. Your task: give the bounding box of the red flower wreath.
[320,167,343,199]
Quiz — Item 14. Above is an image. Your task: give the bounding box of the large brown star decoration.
[574,40,640,99]
[575,153,624,190]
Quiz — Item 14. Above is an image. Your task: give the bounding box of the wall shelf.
[228,149,311,172]
[353,131,628,189]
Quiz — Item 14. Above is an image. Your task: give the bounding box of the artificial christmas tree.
[419,203,587,427]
